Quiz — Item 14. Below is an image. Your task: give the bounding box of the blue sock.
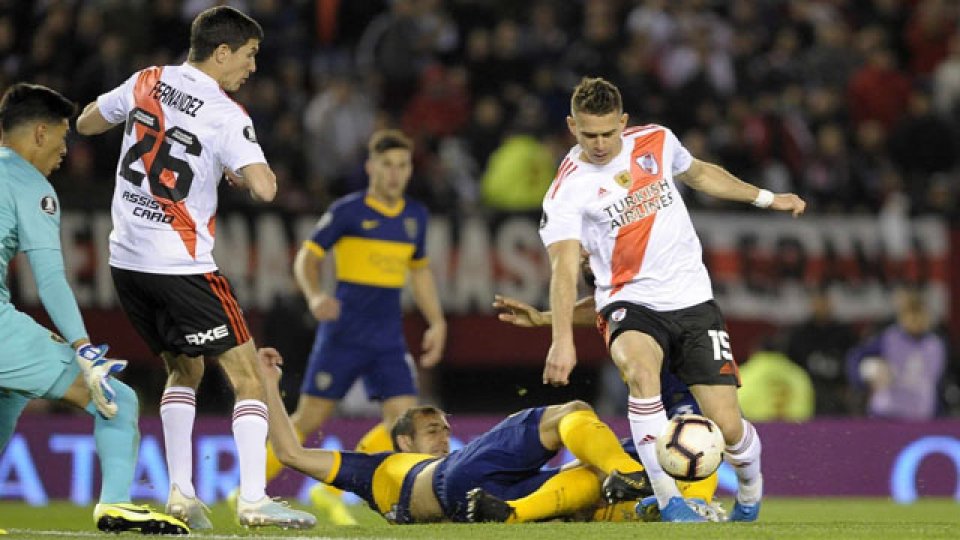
[0,390,30,450]
[84,381,139,504]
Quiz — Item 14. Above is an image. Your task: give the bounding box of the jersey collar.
[365,195,405,217]
[181,61,220,89]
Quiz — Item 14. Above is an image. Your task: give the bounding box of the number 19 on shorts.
[707,330,733,361]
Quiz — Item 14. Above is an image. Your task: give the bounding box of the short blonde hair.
[368,129,414,155]
[571,77,622,115]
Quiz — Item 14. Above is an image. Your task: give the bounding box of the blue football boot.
[729,500,761,522]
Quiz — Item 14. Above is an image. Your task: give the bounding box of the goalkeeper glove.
[75,344,127,419]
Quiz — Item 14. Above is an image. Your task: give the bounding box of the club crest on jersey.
[404,217,418,239]
[614,171,632,188]
[243,125,258,144]
[40,195,57,215]
[611,308,627,322]
[598,187,609,198]
[635,153,659,176]
[315,372,333,391]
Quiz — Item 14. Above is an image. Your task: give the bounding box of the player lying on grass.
[257,347,652,523]
[493,293,724,521]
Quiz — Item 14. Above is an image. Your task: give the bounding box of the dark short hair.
[390,405,446,450]
[0,83,76,133]
[188,6,264,62]
[368,129,414,155]
[571,77,623,116]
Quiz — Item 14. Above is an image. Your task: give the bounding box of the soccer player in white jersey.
[1,83,187,534]
[75,6,315,530]
[539,77,806,522]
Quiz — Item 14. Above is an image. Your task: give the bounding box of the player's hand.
[493,294,546,327]
[544,337,576,386]
[223,168,247,188]
[420,322,446,368]
[771,193,806,217]
[75,343,127,419]
[308,294,341,321]
[256,347,284,384]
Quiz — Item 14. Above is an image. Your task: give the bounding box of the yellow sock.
[677,470,718,503]
[265,428,304,481]
[355,422,393,453]
[558,410,642,474]
[592,500,643,522]
[509,466,600,522]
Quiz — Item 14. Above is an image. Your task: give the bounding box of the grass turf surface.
[1,498,958,539]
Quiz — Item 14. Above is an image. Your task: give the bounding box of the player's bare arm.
[409,265,446,368]
[494,294,596,327]
[76,101,117,135]
[257,347,336,481]
[676,158,806,217]
[236,162,277,202]
[293,244,341,321]
[544,239,581,386]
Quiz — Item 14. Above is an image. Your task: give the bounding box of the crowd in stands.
[2,0,959,219]
[2,0,957,417]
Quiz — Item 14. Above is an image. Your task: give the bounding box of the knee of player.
[111,380,140,422]
[559,400,593,415]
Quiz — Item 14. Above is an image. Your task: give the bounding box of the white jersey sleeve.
[217,113,266,172]
[96,72,139,124]
[668,128,693,175]
[539,155,585,247]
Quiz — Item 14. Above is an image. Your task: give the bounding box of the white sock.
[160,386,197,499]
[627,395,681,508]
[233,399,269,503]
[724,419,763,504]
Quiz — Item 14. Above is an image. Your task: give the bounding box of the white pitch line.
[5,530,399,540]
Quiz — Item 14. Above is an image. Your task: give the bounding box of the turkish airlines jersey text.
[97,63,266,274]
[539,125,713,312]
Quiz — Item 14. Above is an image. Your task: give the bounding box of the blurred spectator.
[479,99,554,215]
[847,289,947,420]
[738,339,816,422]
[786,290,858,416]
[932,31,960,123]
[847,47,912,132]
[887,89,958,200]
[303,75,376,198]
[903,0,956,76]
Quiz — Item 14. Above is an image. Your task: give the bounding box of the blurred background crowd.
[1,0,958,420]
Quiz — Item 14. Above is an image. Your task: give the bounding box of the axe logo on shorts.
[185,324,229,345]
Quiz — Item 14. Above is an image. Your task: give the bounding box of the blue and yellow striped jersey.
[304,192,429,348]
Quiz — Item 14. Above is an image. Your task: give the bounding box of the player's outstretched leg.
[725,419,763,522]
[553,403,652,502]
[88,381,190,534]
[0,390,30,450]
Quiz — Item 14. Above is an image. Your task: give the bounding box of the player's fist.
[308,294,341,321]
[75,343,127,419]
[771,193,806,217]
[256,347,284,384]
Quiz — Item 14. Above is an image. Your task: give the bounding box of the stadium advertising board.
[2,416,958,505]
[7,212,948,324]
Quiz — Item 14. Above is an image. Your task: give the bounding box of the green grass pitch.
[1,498,958,539]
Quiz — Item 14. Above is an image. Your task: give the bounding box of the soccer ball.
[655,414,725,481]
